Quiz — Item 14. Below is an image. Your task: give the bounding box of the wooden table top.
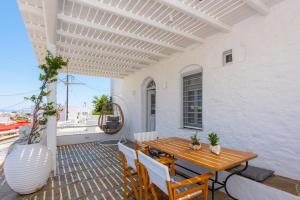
[143,137,257,171]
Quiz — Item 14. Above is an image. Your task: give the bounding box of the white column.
[41,0,58,175]
[46,43,57,175]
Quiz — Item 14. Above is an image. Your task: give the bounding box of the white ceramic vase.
[209,144,221,155]
[4,143,52,194]
[190,143,201,150]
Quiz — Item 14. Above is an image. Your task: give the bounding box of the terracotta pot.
[4,143,52,194]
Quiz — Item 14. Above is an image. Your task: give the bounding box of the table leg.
[224,161,249,200]
[211,171,218,200]
[175,163,249,200]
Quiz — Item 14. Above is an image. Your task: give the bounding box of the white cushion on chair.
[138,151,170,194]
[134,131,159,145]
[118,142,137,170]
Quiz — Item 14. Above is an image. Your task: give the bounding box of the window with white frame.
[183,72,202,129]
[223,49,233,66]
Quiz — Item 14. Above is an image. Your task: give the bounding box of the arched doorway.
[146,80,156,131]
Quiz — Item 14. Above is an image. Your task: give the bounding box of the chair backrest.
[118,142,137,170]
[138,151,170,194]
[134,131,159,145]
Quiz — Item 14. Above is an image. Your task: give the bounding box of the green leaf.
[27,50,68,144]
[208,132,220,146]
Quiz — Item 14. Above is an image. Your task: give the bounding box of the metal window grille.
[183,72,202,129]
[223,49,233,65]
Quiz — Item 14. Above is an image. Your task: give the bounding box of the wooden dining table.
[143,137,257,200]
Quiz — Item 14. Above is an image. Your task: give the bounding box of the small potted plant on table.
[208,132,221,155]
[190,132,201,150]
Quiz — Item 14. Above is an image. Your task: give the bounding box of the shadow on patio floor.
[0,142,229,200]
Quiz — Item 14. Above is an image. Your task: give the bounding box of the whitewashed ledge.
[176,159,300,200]
[56,128,126,146]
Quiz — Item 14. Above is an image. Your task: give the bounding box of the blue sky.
[0,1,110,111]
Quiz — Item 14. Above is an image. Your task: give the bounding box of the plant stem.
[28,81,48,144]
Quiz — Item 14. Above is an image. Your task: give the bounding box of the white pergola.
[18,0,273,174]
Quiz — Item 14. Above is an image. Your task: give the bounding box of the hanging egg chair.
[98,103,124,135]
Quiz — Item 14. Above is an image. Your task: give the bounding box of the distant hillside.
[0,108,32,113]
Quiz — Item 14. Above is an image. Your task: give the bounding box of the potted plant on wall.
[38,117,47,125]
[208,132,221,155]
[4,51,68,194]
[190,132,201,150]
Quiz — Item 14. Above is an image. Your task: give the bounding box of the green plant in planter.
[25,51,68,144]
[208,132,219,146]
[191,132,200,146]
[38,117,47,125]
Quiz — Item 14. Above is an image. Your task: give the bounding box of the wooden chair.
[118,142,140,200]
[138,151,213,200]
[134,131,176,176]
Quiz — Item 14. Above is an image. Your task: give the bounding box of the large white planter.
[4,143,52,194]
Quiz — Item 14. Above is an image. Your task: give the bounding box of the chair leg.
[120,152,128,199]
[144,177,149,200]
[140,165,150,200]
[150,184,158,200]
[128,171,139,200]
[203,181,209,200]
[137,171,143,200]
[144,187,148,200]
[123,172,127,198]
[170,160,176,176]
[135,160,143,200]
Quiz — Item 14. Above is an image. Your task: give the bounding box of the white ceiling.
[18,0,282,78]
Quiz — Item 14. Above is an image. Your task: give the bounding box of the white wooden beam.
[67,62,134,74]
[72,0,205,43]
[158,0,231,32]
[61,66,129,77]
[57,30,169,59]
[29,25,153,66]
[243,0,269,15]
[18,2,43,16]
[67,57,140,71]
[60,69,126,78]
[58,14,185,52]
[56,42,157,65]
[60,51,146,69]
[65,64,132,73]
[42,0,58,45]
[26,24,45,33]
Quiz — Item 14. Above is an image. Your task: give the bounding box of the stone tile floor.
[0,141,298,200]
[0,142,228,200]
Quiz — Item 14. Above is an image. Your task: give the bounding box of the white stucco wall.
[112,0,300,185]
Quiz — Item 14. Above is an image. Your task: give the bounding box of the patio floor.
[0,141,229,200]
